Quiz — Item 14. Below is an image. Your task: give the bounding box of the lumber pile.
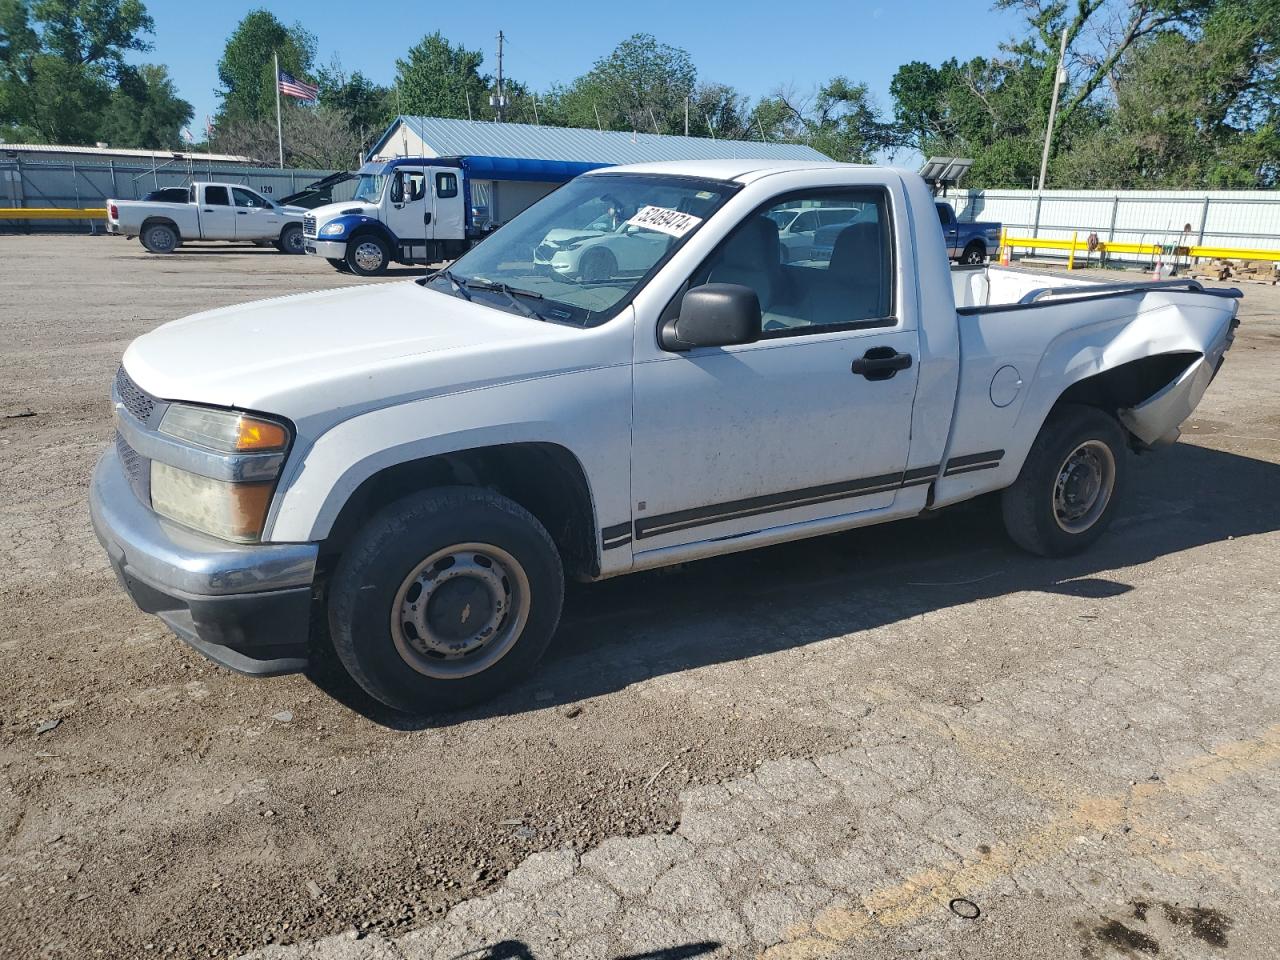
[1188,258,1278,284]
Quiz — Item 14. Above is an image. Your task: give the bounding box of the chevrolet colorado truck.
[106,182,306,255]
[91,160,1240,713]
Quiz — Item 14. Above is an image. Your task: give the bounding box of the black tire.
[961,241,986,265]
[1001,404,1128,557]
[578,247,617,282]
[345,233,390,276]
[328,487,564,713]
[279,224,305,255]
[326,257,352,273]
[140,222,178,254]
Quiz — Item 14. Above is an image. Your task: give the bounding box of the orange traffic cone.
[1000,244,1010,267]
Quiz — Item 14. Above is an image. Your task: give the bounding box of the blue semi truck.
[303,155,606,275]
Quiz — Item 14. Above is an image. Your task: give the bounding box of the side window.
[393,171,425,203]
[436,172,459,199]
[687,189,892,335]
[232,188,266,208]
[935,203,954,225]
[204,186,230,206]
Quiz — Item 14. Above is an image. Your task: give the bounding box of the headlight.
[151,404,292,542]
[320,222,346,236]
[151,464,275,543]
[159,404,289,453]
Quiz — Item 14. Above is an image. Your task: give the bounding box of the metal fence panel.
[946,188,1280,261]
[0,158,349,232]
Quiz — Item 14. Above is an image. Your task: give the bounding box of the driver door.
[385,168,427,252]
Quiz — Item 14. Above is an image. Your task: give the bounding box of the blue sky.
[137,0,1018,138]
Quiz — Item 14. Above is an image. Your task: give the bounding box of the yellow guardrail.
[0,207,106,220]
[999,228,1280,267]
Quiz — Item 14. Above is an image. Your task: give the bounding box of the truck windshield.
[426,173,737,326]
[351,174,385,203]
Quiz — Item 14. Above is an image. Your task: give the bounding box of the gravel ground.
[1,236,1278,960]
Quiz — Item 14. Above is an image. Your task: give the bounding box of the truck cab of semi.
[303,156,605,275]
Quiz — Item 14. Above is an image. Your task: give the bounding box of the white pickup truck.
[91,160,1240,713]
[106,182,306,255]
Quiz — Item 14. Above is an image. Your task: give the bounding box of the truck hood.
[308,200,378,225]
[121,282,621,436]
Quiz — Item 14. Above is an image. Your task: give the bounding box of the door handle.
[851,347,913,381]
[424,212,433,224]
[237,210,249,215]
[202,208,214,212]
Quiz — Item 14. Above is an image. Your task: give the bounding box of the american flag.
[277,70,319,102]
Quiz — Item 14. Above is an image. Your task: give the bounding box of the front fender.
[313,214,395,248]
[263,366,633,563]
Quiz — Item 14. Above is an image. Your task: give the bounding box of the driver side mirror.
[660,283,762,351]
[390,176,404,205]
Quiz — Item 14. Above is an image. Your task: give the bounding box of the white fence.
[946,188,1280,260]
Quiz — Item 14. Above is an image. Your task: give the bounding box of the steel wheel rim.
[1053,440,1116,533]
[353,241,384,272]
[152,228,174,251]
[390,542,531,679]
[285,229,303,253]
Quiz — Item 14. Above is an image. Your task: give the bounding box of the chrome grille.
[115,430,151,505]
[114,367,156,424]
[303,214,317,238]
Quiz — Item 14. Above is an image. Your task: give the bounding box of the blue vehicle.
[303,155,607,275]
[935,201,1002,264]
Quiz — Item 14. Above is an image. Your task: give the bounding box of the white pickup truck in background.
[92,160,1240,714]
[106,182,307,255]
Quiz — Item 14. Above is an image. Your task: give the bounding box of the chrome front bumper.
[90,446,319,675]
[304,237,347,259]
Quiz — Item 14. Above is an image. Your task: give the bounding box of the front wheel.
[328,487,564,713]
[1001,404,1128,557]
[278,224,305,255]
[345,234,390,276]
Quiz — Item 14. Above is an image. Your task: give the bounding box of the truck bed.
[937,265,1241,509]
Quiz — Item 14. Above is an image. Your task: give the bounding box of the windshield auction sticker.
[627,205,703,238]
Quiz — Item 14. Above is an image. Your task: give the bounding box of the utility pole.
[492,30,507,122]
[1037,27,1068,193]
[684,97,689,136]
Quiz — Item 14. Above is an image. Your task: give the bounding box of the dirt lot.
[1,235,1278,960]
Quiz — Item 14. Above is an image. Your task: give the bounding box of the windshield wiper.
[465,278,550,321]
[439,268,471,300]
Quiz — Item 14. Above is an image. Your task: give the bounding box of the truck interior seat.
[704,216,784,316]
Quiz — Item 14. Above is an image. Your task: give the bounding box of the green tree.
[100,62,191,148]
[546,34,697,133]
[216,9,315,125]
[316,58,394,149]
[0,0,156,142]
[394,31,489,120]
[755,78,896,162]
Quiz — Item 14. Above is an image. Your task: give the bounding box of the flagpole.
[274,50,284,169]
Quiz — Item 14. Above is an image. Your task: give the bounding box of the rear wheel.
[346,234,389,276]
[328,487,564,713]
[278,224,305,255]
[1001,404,1128,556]
[961,241,986,265]
[140,222,178,254]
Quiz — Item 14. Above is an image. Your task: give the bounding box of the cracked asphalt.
[1,237,1278,960]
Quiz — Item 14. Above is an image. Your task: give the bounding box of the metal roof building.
[0,142,254,165]
[370,115,830,165]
